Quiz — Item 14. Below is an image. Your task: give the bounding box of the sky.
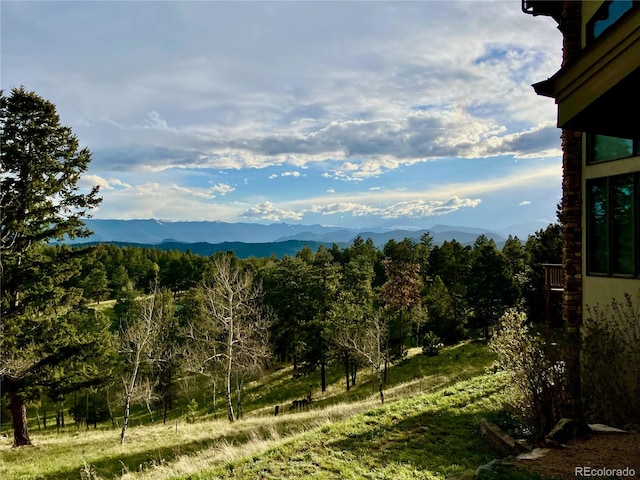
[1,0,564,231]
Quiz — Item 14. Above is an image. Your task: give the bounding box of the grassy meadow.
[0,341,550,480]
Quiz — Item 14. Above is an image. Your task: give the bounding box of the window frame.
[587,134,640,165]
[586,172,640,278]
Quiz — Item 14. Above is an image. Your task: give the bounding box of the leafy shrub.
[582,291,640,426]
[421,331,443,356]
[490,309,569,435]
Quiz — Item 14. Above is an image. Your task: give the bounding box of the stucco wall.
[581,145,640,315]
[583,275,640,312]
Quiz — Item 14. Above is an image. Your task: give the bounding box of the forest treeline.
[3,223,563,446]
[74,223,563,344]
[63,226,561,405]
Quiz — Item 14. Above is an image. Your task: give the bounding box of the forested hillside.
[0,224,562,441]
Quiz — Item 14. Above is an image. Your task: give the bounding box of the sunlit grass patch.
[182,373,510,480]
[0,341,554,480]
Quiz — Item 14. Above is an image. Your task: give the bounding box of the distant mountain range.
[65,219,551,258]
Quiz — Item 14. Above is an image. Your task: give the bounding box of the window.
[587,173,639,276]
[588,135,640,164]
[588,179,609,274]
[588,1,637,43]
[612,175,635,274]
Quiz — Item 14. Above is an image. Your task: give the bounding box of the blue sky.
[1,1,563,231]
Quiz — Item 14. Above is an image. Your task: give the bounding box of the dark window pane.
[612,175,635,274]
[592,1,634,39]
[591,135,634,163]
[588,179,609,273]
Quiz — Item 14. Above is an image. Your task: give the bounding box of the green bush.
[582,291,640,426]
[421,331,443,357]
[185,398,199,424]
[490,309,569,435]
[69,391,110,428]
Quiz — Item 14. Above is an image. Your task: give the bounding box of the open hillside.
[0,341,551,480]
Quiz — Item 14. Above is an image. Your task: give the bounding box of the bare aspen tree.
[183,255,272,422]
[182,286,224,419]
[337,312,388,404]
[119,285,173,444]
[139,377,160,423]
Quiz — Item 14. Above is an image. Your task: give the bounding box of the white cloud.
[308,197,481,219]
[143,110,169,130]
[519,200,531,206]
[80,174,131,191]
[10,1,561,180]
[86,161,559,225]
[87,179,247,220]
[292,164,560,209]
[310,202,378,217]
[209,182,235,195]
[269,170,302,179]
[381,197,481,219]
[240,201,303,222]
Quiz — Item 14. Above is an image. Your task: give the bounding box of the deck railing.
[543,263,564,291]
[542,263,563,323]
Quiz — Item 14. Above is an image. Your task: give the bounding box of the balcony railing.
[543,263,564,291]
[543,263,563,324]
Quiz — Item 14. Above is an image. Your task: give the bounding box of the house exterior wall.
[577,1,640,424]
[526,0,640,424]
[581,150,640,309]
[579,0,640,313]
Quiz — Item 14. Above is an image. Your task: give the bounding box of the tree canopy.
[0,87,111,447]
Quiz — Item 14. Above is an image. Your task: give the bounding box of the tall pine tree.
[1,87,111,446]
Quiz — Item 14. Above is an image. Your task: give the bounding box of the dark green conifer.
[1,87,112,447]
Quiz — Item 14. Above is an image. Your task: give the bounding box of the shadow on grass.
[326,404,496,475]
[325,397,561,480]
[39,438,213,480]
[31,341,497,479]
[38,414,327,480]
[38,424,275,480]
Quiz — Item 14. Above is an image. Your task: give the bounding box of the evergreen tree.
[333,253,375,390]
[110,264,132,295]
[428,240,471,334]
[467,238,519,338]
[423,275,462,343]
[261,255,312,366]
[305,246,341,392]
[82,261,110,303]
[379,243,423,360]
[501,235,528,279]
[416,232,434,284]
[1,87,111,447]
